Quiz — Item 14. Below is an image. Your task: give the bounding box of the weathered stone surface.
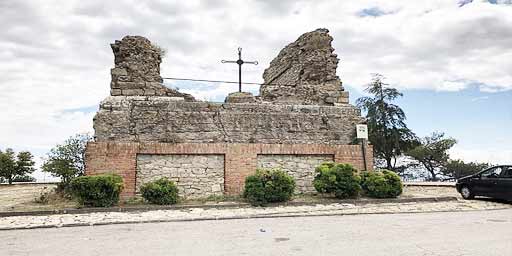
[224,92,257,103]
[110,36,195,101]
[136,154,224,199]
[260,28,348,105]
[93,96,364,144]
[257,154,334,193]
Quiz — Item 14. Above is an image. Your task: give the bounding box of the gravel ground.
[402,185,460,198]
[0,183,460,213]
[0,184,76,212]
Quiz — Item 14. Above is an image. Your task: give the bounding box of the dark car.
[456,165,512,201]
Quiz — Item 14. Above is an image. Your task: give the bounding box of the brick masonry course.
[85,142,373,197]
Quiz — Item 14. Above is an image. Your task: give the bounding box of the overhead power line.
[162,77,261,85]
[161,77,304,87]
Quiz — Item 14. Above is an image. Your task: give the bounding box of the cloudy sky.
[1,0,511,181]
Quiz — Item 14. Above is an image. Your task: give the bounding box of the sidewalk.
[0,198,509,231]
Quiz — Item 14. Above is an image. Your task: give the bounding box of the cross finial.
[221,47,258,92]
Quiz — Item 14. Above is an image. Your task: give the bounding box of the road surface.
[1,209,511,256]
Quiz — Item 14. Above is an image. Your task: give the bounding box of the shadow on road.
[474,197,511,205]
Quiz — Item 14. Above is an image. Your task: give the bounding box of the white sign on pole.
[356,124,368,139]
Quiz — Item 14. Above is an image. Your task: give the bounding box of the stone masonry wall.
[93,96,364,144]
[136,154,224,199]
[257,154,334,193]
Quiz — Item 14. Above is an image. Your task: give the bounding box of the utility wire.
[162,76,301,87]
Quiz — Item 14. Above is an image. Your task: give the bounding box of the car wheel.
[460,186,474,200]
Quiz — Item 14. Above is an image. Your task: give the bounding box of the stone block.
[111,68,128,76]
[224,92,258,104]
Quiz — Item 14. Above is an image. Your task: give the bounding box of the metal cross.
[221,47,258,92]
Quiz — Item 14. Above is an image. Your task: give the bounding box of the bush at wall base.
[243,168,296,206]
[313,162,361,199]
[360,170,403,198]
[69,174,124,207]
[140,178,179,205]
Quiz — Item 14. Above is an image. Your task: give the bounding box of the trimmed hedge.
[313,163,361,199]
[69,174,124,207]
[140,178,179,205]
[361,170,403,198]
[243,168,296,206]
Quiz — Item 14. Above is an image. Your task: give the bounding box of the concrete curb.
[0,196,457,218]
[404,182,456,187]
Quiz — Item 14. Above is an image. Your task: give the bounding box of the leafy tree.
[406,132,457,181]
[356,74,418,171]
[42,133,92,189]
[442,159,490,179]
[0,148,35,184]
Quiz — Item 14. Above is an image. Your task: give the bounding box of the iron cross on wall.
[221,47,258,92]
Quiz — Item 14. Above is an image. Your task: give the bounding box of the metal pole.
[237,48,243,92]
[238,63,242,92]
[361,138,368,171]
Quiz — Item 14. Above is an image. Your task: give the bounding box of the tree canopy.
[356,74,418,171]
[0,148,35,184]
[406,132,457,181]
[442,159,490,179]
[42,133,92,187]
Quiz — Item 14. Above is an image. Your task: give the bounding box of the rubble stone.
[110,36,195,101]
[224,92,257,103]
[260,28,349,105]
[93,96,364,144]
[136,154,224,199]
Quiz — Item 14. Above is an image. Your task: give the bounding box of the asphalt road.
[1,209,511,256]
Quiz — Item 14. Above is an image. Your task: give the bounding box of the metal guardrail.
[0,182,59,186]
[403,182,456,187]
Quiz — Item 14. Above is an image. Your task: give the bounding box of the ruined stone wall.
[93,96,364,144]
[136,154,224,199]
[86,32,372,198]
[260,29,349,105]
[109,36,194,101]
[257,154,334,193]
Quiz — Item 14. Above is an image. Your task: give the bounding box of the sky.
[0,0,511,181]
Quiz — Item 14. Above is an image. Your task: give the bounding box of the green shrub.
[361,170,403,198]
[140,178,179,205]
[243,168,296,206]
[313,162,361,199]
[69,174,123,207]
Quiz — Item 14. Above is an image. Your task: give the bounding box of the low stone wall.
[85,142,372,198]
[257,154,333,193]
[136,154,224,199]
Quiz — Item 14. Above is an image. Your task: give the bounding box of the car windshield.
[481,167,502,178]
[501,166,512,178]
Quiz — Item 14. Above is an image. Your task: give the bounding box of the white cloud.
[1,0,512,177]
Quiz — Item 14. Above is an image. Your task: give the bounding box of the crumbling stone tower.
[260,28,349,105]
[109,36,195,101]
